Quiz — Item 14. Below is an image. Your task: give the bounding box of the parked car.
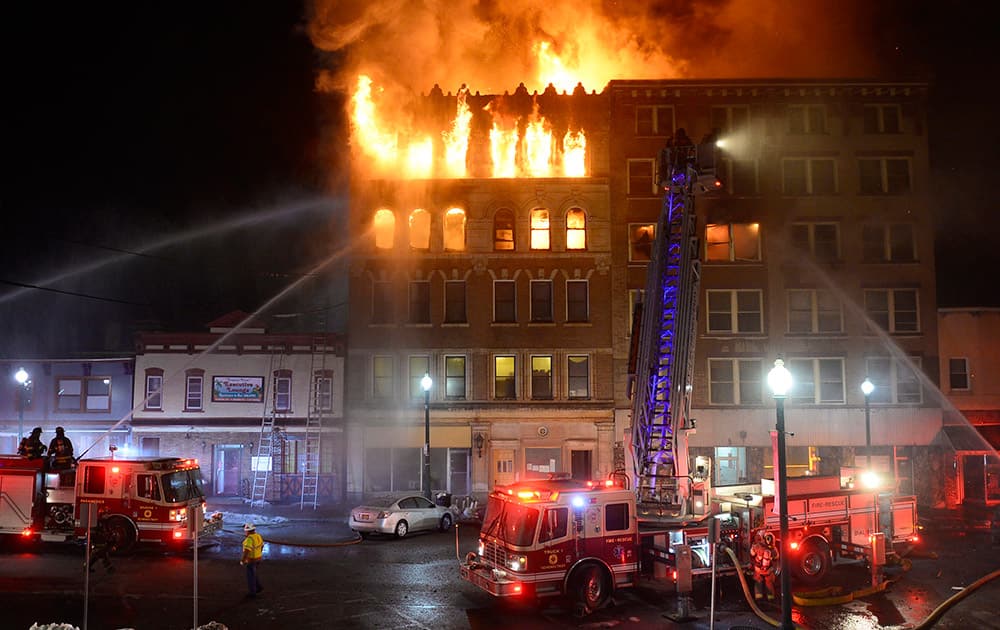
[350,494,454,538]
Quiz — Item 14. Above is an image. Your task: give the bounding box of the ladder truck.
[460,134,919,613]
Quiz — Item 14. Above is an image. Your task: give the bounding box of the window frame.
[786,289,844,334]
[372,355,394,400]
[781,157,838,195]
[704,223,762,262]
[866,357,923,404]
[787,104,828,134]
[445,355,467,400]
[273,372,292,413]
[493,208,516,251]
[858,157,911,194]
[635,104,675,136]
[371,280,394,325]
[57,376,113,413]
[720,157,759,195]
[628,223,655,263]
[530,355,553,400]
[444,280,467,324]
[565,208,587,251]
[948,357,970,392]
[627,158,657,196]
[710,105,750,135]
[494,279,517,324]
[409,355,430,399]
[314,371,333,411]
[787,358,846,405]
[790,222,841,262]
[144,372,163,411]
[862,223,917,262]
[706,289,763,334]
[708,358,764,405]
[566,279,589,323]
[373,208,395,250]
[408,280,431,325]
[864,288,920,333]
[530,279,554,323]
[408,208,431,250]
[443,207,467,252]
[530,208,551,250]
[567,355,590,399]
[863,104,901,134]
[184,371,204,411]
[494,355,517,400]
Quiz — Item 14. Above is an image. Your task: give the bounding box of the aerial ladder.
[628,131,719,520]
[300,324,329,510]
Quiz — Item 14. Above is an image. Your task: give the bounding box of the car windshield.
[481,495,539,547]
[161,469,206,503]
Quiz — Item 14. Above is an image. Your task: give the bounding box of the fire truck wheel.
[104,516,137,553]
[394,520,409,538]
[439,513,453,532]
[793,539,831,585]
[570,563,611,612]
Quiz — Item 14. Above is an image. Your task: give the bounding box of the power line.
[0,279,150,307]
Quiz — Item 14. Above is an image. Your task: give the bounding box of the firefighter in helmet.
[18,427,47,459]
[48,427,75,470]
[750,530,779,601]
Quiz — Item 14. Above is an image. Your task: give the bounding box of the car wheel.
[793,539,831,585]
[439,513,453,532]
[571,563,611,614]
[103,516,137,553]
[394,520,409,538]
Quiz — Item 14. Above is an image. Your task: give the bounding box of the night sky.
[3,1,998,358]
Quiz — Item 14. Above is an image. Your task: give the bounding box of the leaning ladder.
[250,349,282,507]
[300,331,327,510]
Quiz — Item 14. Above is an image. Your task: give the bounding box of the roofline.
[939,307,1000,313]
[606,78,930,89]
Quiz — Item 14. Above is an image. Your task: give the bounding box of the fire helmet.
[244,523,256,533]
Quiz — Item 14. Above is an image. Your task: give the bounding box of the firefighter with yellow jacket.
[240,523,264,598]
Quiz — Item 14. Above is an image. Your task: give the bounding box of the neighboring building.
[1,358,134,459]
[345,78,943,505]
[938,307,1000,507]
[132,311,345,502]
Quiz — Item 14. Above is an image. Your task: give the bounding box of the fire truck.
[0,454,209,551]
[460,135,920,612]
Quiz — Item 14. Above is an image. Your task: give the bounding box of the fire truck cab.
[0,454,208,551]
[461,474,641,612]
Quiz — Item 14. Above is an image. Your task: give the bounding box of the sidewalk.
[204,496,359,546]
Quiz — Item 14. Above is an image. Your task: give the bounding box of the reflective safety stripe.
[243,532,264,560]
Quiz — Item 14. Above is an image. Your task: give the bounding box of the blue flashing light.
[571,495,585,508]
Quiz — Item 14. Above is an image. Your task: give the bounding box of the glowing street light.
[861,377,875,470]
[421,373,433,500]
[766,359,794,630]
[14,367,30,442]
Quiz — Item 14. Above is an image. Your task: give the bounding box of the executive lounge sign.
[212,376,264,402]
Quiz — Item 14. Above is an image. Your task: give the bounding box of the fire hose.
[722,546,806,630]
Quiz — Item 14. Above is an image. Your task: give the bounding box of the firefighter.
[18,427,47,459]
[750,530,779,601]
[240,523,264,598]
[48,427,75,470]
[86,518,116,573]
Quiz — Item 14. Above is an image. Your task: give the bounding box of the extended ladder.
[251,348,283,507]
[300,328,328,510]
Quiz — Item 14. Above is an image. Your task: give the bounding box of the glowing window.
[494,356,516,399]
[530,209,550,250]
[374,209,395,250]
[629,224,655,262]
[444,207,466,251]
[409,209,430,250]
[705,223,761,262]
[531,356,553,399]
[566,208,586,250]
[494,209,515,251]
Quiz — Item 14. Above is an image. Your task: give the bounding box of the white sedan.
[350,494,454,538]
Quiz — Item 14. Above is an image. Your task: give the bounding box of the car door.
[413,496,437,531]
[397,497,417,529]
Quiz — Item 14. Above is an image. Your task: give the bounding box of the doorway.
[214,445,244,496]
[493,449,514,487]
[570,450,592,481]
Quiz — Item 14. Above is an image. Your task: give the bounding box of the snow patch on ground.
[213,511,289,527]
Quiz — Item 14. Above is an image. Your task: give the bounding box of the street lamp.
[767,358,794,630]
[421,373,432,500]
[861,377,875,470]
[14,367,30,443]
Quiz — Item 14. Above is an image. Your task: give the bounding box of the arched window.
[409,209,430,250]
[566,208,587,250]
[494,208,515,251]
[443,207,466,251]
[530,208,550,250]
[374,209,395,250]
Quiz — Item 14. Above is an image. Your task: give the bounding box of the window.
[444,207,466,251]
[715,447,747,485]
[862,224,916,262]
[372,280,393,325]
[494,356,516,399]
[864,289,919,333]
[314,370,333,411]
[568,355,590,399]
[605,502,630,531]
[566,208,586,250]
[531,280,553,322]
[136,474,161,500]
[629,224,655,262]
[531,356,553,399]
[627,159,656,196]
[185,370,204,411]
[274,371,291,412]
[705,223,761,262]
[706,290,762,334]
[539,507,569,543]
[409,356,430,399]
[709,359,763,405]
[530,208,550,250]
[949,358,970,391]
[445,356,466,399]
[408,281,430,324]
[144,372,163,410]
[494,208,515,251]
[444,281,466,323]
[788,358,845,404]
[791,222,840,262]
[409,209,430,250]
[866,357,923,403]
[782,158,836,194]
[140,437,160,457]
[82,465,107,494]
[373,356,393,399]
[710,105,749,134]
[787,289,843,333]
[859,158,911,194]
[373,208,395,250]
[566,280,589,322]
[525,447,560,478]
[494,280,516,323]
[636,105,674,136]
[721,158,758,195]
[788,105,827,134]
[57,377,112,412]
[863,104,901,134]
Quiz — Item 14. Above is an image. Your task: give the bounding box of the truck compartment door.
[0,474,35,530]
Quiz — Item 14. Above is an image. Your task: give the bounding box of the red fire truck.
[0,454,209,551]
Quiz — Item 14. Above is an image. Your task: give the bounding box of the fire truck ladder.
[300,327,328,510]
[630,140,709,518]
[251,347,284,507]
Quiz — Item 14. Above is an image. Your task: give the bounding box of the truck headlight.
[509,555,527,572]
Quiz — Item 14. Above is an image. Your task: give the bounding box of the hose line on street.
[910,567,1000,630]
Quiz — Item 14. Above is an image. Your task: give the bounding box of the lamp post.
[14,367,30,443]
[421,373,432,500]
[861,377,874,470]
[767,359,794,630]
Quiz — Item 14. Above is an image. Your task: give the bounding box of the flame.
[442,89,471,177]
[535,41,579,94]
[404,136,433,178]
[490,121,519,178]
[563,130,586,177]
[523,117,553,177]
[351,75,398,171]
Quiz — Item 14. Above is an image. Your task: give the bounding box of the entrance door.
[963,454,986,503]
[449,449,470,495]
[214,445,244,496]
[570,450,592,481]
[493,449,515,488]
